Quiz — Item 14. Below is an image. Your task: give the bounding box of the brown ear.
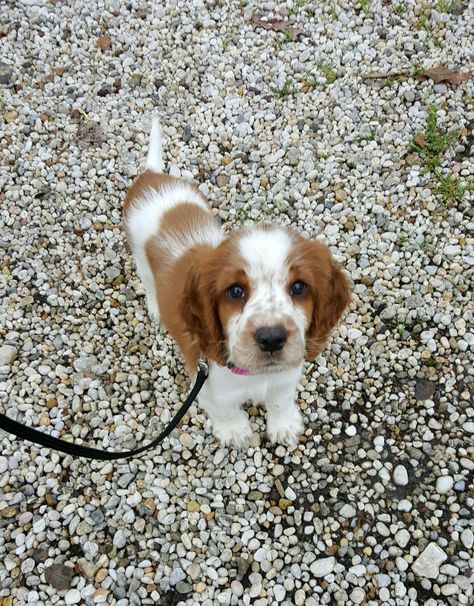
[180,250,227,365]
[303,242,351,358]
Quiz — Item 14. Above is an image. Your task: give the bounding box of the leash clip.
[198,357,209,376]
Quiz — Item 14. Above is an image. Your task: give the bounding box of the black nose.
[255,326,287,354]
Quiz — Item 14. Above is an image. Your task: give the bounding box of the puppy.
[123,119,350,447]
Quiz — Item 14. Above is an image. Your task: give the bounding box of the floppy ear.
[302,241,351,358]
[180,250,228,365]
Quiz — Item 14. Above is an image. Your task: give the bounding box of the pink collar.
[228,365,252,376]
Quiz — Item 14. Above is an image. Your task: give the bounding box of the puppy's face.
[182,226,350,373]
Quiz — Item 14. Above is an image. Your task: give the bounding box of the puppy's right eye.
[227,284,245,299]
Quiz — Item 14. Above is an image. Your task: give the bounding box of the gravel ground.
[1,1,473,605]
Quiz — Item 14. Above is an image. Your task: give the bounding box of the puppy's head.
[181,225,350,373]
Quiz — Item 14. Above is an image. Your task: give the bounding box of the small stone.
[310,557,336,578]
[379,587,390,601]
[285,487,297,501]
[463,422,474,434]
[176,581,192,594]
[412,543,447,578]
[339,504,357,518]
[414,380,436,400]
[273,584,286,602]
[460,528,473,549]
[441,584,459,596]
[231,580,244,597]
[335,189,348,202]
[76,558,97,581]
[44,564,75,591]
[444,244,461,257]
[395,529,410,548]
[436,476,454,494]
[0,345,18,365]
[105,266,121,281]
[393,465,409,486]
[0,62,13,84]
[350,588,366,604]
[170,567,186,585]
[33,519,46,533]
[117,473,134,489]
[4,109,17,123]
[113,529,127,549]
[64,589,81,604]
[347,328,362,340]
[182,126,192,142]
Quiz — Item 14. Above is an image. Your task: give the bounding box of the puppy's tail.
[145,117,164,173]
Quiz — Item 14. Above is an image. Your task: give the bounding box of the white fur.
[199,363,304,447]
[146,117,164,173]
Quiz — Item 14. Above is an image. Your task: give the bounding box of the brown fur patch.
[123,170,175,218]
[288,236,351,358]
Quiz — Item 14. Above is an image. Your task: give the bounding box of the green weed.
[410,105,459,173]
[270,78,298,98]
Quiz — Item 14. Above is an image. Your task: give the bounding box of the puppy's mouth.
[228,352,302,375]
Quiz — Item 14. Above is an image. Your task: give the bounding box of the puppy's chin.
[229,349,305,375]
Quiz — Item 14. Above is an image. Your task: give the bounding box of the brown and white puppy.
[123,119,350,447]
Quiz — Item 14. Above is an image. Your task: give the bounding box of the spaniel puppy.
[123,119,350,448]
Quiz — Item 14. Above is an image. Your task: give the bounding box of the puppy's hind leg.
[134,250,160,322]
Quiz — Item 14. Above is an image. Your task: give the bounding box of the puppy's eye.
[227,284,245,299]
[290,281,307,297]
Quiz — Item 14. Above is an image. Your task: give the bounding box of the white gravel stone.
[273,584,286,602]
[339,504,357,518]
[64,589,81,605]
[350,588,366,604]
[0,345,18,365]
[460,529,473,550]
[310,557,336,578]
[412,543,447,578]
[393,465,409,486]
[436,476,454,494]
[395,529,410,548]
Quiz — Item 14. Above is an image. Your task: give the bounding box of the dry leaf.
[417,65,470,86]
[414,135,426,148]
[251,13,307,39]
[97,34,111,52]
[53,66,68,76]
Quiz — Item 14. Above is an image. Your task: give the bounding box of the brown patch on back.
[123,170,172,218]
[123,170,205,218]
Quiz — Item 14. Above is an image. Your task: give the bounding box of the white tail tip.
[145,117,164,173]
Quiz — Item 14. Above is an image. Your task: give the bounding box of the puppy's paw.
[267,408,304,447]
[212,414,253,449]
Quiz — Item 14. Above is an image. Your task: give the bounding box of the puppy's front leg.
[198,390,252,448]
[265,381,303,447]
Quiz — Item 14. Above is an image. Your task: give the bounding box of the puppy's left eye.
[290,281,307,296]
[227,284,245,299]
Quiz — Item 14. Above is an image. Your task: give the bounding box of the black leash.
[0,360,209,460]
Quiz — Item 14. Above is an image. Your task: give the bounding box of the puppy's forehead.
[237,228,292,281]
